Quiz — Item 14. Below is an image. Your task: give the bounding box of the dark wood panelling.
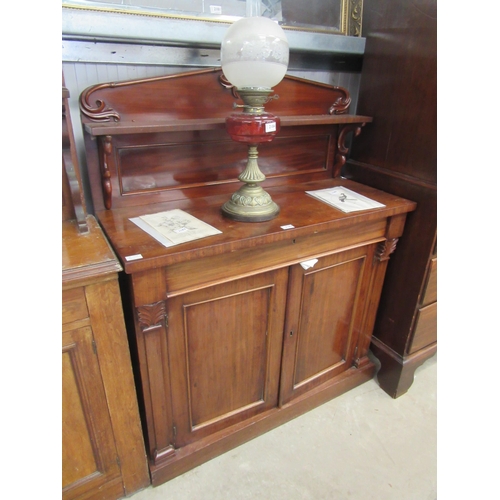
[345,0,437,397]
[348,0,437,184]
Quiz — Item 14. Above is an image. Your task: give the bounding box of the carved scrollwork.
[328,88,351,115]
[137,301,167,333]
[375,239,399,262]
[348,0,364,37]
[230,191,273,207]
[79,83,121,122]
[333,123,365,177]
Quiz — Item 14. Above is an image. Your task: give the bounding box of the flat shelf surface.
[84,114,373,136]
[95,178,416,274]
[63,215,122,284]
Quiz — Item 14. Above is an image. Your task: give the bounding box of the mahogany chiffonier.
[63,86,150,499]
[79,69,416,486]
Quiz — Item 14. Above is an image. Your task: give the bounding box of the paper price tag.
[300,259,318,270]
[265,122,277,133]
[125,254,143,261]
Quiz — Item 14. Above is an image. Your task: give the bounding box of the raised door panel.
[280,245,374,405]
[62,325,122,500]
[167,268,288,448]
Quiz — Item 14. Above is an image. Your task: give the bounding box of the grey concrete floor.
[127,355,437,500]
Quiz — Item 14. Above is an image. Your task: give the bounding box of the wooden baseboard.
[150,361,376,486]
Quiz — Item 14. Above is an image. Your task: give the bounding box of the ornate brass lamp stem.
[221,89,280,222]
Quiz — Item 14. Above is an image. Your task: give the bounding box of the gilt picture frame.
[62,0,363,36]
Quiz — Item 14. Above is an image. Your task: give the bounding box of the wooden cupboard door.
[166,268,288,448]
[62,325,122,500]
[280,246,374,405]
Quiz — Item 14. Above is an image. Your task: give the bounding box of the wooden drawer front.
[62,287,88,325]
[409,302,437,353]
[157,219,386,298]
[422,257,437,306]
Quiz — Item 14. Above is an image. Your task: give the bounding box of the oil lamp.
[220,16,289,221]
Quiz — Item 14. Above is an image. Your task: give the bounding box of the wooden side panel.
[62,86,87,230]
[167,268,288,448]
[62,326,122,500]
[85,280,150,495]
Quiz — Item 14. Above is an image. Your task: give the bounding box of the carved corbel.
[137,301,167,333]
[136,299,176,464]
[375,238,399,263]
[333,123,365,177]
[100,136,113,210]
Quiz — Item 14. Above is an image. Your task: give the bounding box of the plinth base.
[221,184,280,222]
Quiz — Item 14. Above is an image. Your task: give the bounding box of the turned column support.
[99,135,113,210]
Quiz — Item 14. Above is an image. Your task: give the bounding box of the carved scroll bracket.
[79,83,121,122]
[333,123,365,177]
[328,88,351,115]
[375,238,399,263]
[99,136,114,210]
[137,301,167,333]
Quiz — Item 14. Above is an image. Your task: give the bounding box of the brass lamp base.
[221,183,280,222]
[221,141,279,222]
[222,88,281,223]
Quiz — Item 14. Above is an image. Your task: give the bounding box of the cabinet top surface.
[96,178,416,274]
[63,215,122,284]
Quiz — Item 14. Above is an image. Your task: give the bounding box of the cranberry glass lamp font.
[220,16,289,222]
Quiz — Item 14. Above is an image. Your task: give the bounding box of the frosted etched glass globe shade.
[221,16,289,90]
